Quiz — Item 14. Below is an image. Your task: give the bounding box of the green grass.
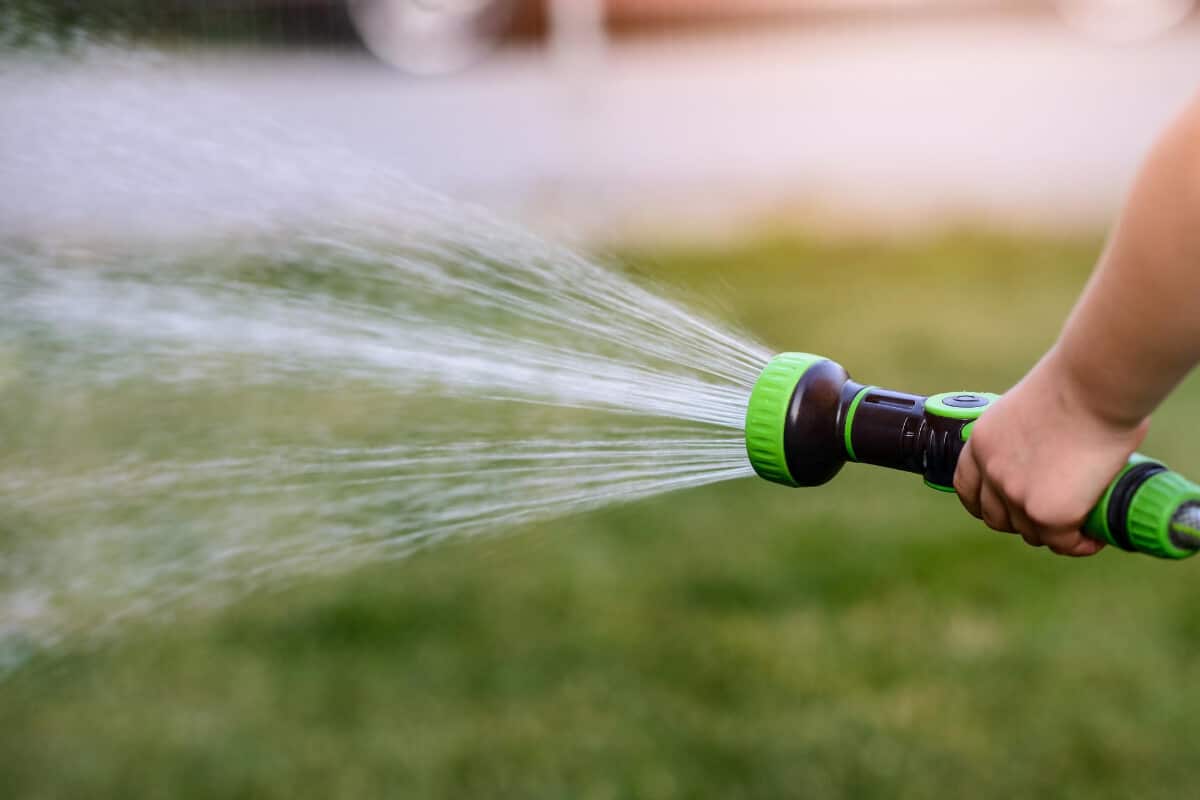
[4,228,1200,799]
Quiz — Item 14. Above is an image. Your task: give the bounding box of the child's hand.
[953,349,1149,556]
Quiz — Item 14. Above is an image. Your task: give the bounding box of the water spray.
[745,353,1200,559]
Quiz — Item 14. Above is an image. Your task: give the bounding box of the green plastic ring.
[744,353,824,487]
[925,392,1001,421]
[843,385,872,463]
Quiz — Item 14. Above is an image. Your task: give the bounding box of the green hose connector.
[1127,472,1200,559]
[745,352,1200,560]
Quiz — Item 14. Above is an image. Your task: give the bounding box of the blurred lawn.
[4,229,1200,799]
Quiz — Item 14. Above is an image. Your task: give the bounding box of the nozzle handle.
[842,386,1200,558]
[913,397,1200,559]
[745,354,1200,559]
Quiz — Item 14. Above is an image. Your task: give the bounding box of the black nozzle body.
[779,359,968,490]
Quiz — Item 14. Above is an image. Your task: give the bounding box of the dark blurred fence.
[2,0,359,46]
[4,1,1194,51]
[0,0,556,47]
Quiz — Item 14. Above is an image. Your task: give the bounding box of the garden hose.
[745,353,1200,559]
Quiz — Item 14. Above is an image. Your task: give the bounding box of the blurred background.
[4,2,1200,798]
[4,0,1200,239]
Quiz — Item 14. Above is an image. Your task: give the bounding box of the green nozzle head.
[744,352,824,486]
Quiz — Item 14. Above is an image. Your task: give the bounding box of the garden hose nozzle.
[745,353,1200,559]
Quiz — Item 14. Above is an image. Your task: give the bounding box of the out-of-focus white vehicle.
[346,0,526,73]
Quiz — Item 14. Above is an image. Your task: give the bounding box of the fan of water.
[0,45,771,666]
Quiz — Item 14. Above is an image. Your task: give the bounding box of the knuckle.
[970,422,996,447]
[981,507,1011,533]
[998,476,1027,506]
[975,458,1021,499]
[983,458,1009,483]
[1024,494,1076,530]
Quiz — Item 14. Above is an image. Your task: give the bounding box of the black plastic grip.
[845,389,973,490]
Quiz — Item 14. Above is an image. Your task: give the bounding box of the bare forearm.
[1053,93,1200,428]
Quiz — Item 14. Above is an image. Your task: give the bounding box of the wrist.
[1036,344,1148,434]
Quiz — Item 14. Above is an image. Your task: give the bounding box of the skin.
[954,92,1200,556]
